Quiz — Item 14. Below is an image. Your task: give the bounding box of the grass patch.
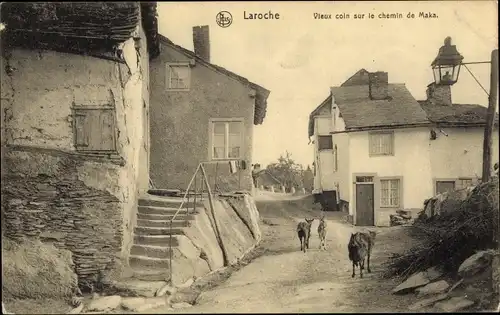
[2,237,78,300]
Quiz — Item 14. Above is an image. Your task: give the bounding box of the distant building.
[308,69,499,226]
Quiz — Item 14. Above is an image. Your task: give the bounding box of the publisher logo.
[216,11,233,28]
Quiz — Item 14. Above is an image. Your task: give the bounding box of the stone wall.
[171,193,261,285]
[2,146,123,287]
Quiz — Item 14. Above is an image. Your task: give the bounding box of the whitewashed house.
[308,69,499,226]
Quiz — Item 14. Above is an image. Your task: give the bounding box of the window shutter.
[73,108,116,152]
[74,112,89,147]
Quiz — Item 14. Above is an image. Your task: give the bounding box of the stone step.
[129,268,171,282]
[138,205,200,216]
[131,244,173,259]
[134,234,180,247]
[136,219,190,228]
[129,255,170,269]
[134,226,186,236]
[137,213,196,221]
[138,195,204,209]
[148,189,182,197]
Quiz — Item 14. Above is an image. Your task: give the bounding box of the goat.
[317,213,327,250]
[348,230,377,278]
[297,218,314,253]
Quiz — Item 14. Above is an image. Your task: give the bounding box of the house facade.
[0,2,159,288]
[149,25,270,194]
[308,69,499,226]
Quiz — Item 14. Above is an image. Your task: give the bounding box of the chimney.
[368,71,388,100]
[426,83,452,106]
[193,25,210,62]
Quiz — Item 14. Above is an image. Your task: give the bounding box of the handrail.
[168,163,203,283]
[167,160,238,283]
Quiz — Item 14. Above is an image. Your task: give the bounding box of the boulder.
[415,280,450,297]
[396,209,412,218]
[69,303,84,314]
[408,293,449,310]
[113,280,169,297]
[171,302,193,309]
[434,296,474,312]
[170,287,200,305]
[177,277,194,289]
[87,295,122,312]
[121,297,167,312]
[392,272,430,294]
[458,250,495,278]
[155,284,177,297]
[424,266,443,281]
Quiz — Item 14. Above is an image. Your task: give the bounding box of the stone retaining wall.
[171,193,261,285]
[2,147,126,288]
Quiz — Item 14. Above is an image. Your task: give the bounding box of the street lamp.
[432,37,499,305]
[431,36,464,86]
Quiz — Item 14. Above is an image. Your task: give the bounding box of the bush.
[383,176,499,279]
[2,238,78,300]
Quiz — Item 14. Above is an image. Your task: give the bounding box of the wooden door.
[436,181,455,195]
[356,184,375,226]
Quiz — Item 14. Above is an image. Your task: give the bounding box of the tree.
[266,151,306,192]
[303,165,314,192]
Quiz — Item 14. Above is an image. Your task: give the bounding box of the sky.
[157,1,498,167]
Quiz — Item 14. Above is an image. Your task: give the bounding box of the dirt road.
[157,193,420,313]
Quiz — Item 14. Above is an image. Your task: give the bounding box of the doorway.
[355,176,375,226]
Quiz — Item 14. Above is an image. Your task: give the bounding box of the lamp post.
[431,37,498,182]
[431,37,464,86]
[432,37,499,308]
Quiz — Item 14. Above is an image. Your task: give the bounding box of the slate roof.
[159,35,270,125]
[1,2,160,59]
[418,101,499,127]
[331,84,431,130]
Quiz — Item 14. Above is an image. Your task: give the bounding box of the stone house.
[308,69,499,226]
[0,2,160,289]
[149,25,270,195]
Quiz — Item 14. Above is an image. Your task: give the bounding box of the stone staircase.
[127,193,204,282]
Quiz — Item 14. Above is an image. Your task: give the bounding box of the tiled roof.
[158,35,270,125]
[418,101,499,126]
[331,84,431,130]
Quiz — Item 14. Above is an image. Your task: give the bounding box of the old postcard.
[1,1,498,314]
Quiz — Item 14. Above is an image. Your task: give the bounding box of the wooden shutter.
[74,108,116,152]
[74,112,89,148]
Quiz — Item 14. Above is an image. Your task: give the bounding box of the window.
[72,106,117,152]
[369,131,394,156]
[166,63,190,90]
[318,135,333,151]
[380,179,400,207]
[210,120,243,160]
[457,178,473,190]
[435,180,455,195]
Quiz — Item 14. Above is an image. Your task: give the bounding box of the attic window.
[166,63,191,91]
